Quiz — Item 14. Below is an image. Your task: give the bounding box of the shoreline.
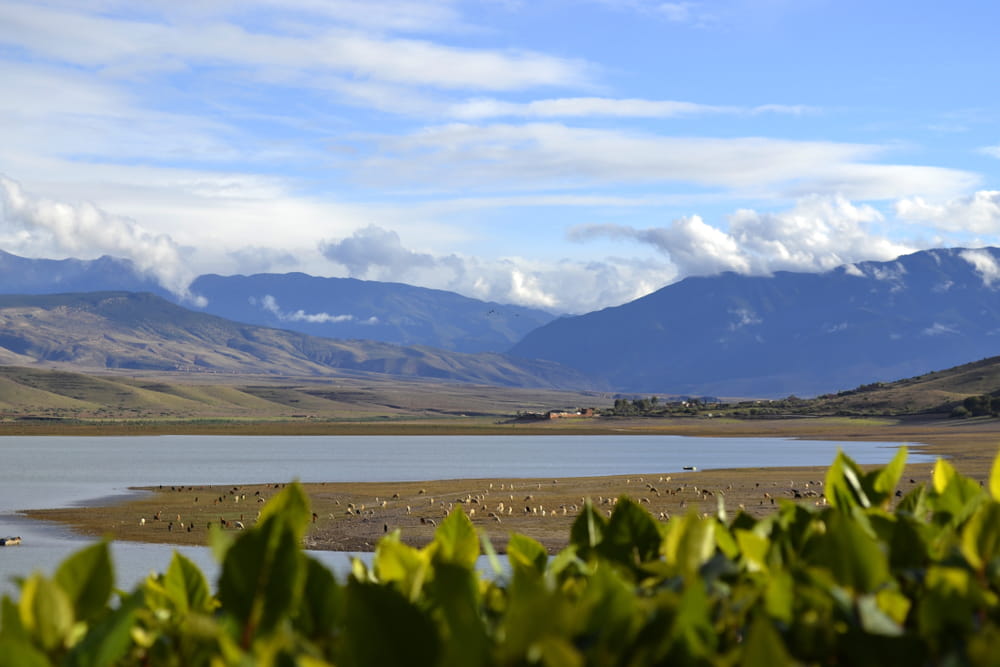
[17,416,1000,553]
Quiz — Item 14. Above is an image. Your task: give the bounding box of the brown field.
[20,414,1000,553]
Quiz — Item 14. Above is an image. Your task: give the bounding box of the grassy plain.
[20,414,1000,553]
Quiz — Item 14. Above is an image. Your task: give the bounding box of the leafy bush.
[3,447,1000,665]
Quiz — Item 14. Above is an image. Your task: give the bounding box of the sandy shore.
[20,416,1000,553]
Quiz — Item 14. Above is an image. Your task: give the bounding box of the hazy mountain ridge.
[0,292,594,390]
[510,247,1000,397]
[188,273,554,354]
[0,250,168,296]
[0,250,555,354]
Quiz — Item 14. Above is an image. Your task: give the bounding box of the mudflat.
[20,415,1000,553]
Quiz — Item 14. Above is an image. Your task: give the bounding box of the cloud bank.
[0,175,200,303]
[570,195,914,278]
[320,224,673,312]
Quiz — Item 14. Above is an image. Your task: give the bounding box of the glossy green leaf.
[598,497,662,566]
[53,541,113,624]
[507,533,548,578]
[65,591,144,667]
[662,511,715,575]
[431,508,479,570]
[825,449,871,510]
[163,551,213,616]
[569,499,606,552]
[960,501,1000,571]
[810,510,889,592]
[373,533,430,601]
[930,458,985,525]
[218,515,306,646]
[736,529,770,574]
[19,575,74,652]
[257,480,312,541]
[868,445,907,505]
[429,562,490,667]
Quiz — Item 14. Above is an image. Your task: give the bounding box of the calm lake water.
[0,434,928,597]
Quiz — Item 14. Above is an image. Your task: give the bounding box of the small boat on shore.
[0,536,22,546]
[682,466,697,471]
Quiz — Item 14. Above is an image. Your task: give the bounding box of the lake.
[0,434,927,597]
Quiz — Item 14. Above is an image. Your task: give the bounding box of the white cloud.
[359,123,974,199]
[922,322,959,336]
[959,248,1000,287]
[895,191,1000,234]
[319,224,673,312]
[256,294,374,324]
[0,2,588,91]
[729,308,761,331]
[570,195,914,278]
[978,145,1000,159]
[0,175,200,302]
[320,225,437,276]
[447,97,814,120]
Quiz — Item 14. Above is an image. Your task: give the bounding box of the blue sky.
[1,0,999,313]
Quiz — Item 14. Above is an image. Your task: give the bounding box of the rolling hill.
[0,292,594,390]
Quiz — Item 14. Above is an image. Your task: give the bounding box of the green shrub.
[3,447,1000,665]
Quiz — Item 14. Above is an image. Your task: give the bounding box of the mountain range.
[510,247,1000,397]
[0,250,553,354]
[4,247,1000,397]
[0,292,591,389]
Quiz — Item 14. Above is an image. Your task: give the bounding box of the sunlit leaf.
[990,448,1000,502]
[507,533,548,578]
[868,446,907,506]
[932,458,957,495]
[569,499,606,552]
[163,551,213,616]
[432,508,480,570]
[960,502,1000,571]
[857,594,904,636]
[736,529,770,574]
[374,533,430,601]
[825,449,871,510]
[19,575,74,652]
[257,480,312,541]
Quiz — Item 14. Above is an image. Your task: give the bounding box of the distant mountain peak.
[510,246,1000,397]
